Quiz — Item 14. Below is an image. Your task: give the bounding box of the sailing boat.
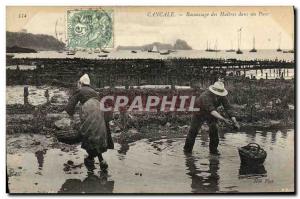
[236,28,243,54]
[206,40,220,52]
[213,40,221,52]
[277,33,282,52]
[205,41,208,51]
[282,33,294,53]
[205,41,213,52]
[148,45,159,53]
[283,49,294,53]
[249,36,257,52]
[226,40,235,52]
[205,41,211,51]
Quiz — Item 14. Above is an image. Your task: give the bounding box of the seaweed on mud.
[6,78,294,146]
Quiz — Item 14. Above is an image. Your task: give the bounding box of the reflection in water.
[199,124,209,146]
[199,132,209,147]
[239,164,267,178]
[185,154,220,193]
[218,129,226,140]
[260,131,268,143]
[117,142,130,160]
[271,131,277,143]
[58,172,114,193]
[281,131,288,139]
[7,129,294,193]
[249,132,256,143]
[118,142,130,155]
[35,150,47,170]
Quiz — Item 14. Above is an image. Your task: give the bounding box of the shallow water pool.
[7,129,294,193]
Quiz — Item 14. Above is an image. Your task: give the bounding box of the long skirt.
[79,98,113,154]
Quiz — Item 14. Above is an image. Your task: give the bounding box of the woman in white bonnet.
[65,73,114,171]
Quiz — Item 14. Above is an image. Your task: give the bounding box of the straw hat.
[79,74,90,85]
[209,81,228,96]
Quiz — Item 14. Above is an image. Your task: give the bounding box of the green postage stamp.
[67,9,113,49]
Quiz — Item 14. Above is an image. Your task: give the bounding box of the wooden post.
[24,85,29,105]
[44,89,49,103]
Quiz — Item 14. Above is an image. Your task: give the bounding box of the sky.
[6,6,294,50]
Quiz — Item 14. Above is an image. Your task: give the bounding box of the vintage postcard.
[6,6,295,194]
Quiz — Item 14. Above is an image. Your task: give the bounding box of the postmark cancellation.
[67,9,113,49]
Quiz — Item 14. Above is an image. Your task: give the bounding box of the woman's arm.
[65,90,80,116]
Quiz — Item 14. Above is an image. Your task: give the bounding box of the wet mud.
[6,84,295,193]
[7,129,294,193]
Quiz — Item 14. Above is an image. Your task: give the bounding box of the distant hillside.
[6,45,37,53]
[117,39,192,51]
[6,31,65,51]
[173,39,192,50]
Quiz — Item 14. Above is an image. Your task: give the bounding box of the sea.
[11,49,294,62]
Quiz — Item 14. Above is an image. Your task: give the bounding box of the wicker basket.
[54,118,81,144]
[238,143,267,165]
[55,129,81,144]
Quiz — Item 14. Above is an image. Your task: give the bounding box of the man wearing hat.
[184,81,240,155]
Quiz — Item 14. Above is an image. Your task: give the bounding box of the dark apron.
[80,98,114,154]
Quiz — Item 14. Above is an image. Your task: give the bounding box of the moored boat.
[236,49,243,54]
[101,49,110,53]
[226,49,235,52]
[94,48,101,53]
[148,45,159,53]
[66,50,76,55]
[160,50,171,55]
[226,41,235,52]
[276,33,282,52]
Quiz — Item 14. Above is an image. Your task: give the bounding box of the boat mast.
[237,28,242,50]
[239,28,242,50]
[55,20,58,40]
[214,39,218,51]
